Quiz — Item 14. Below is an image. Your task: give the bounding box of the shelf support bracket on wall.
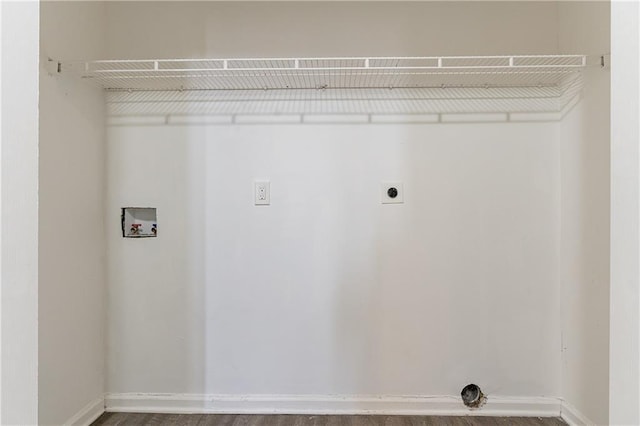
[45,58,62,75]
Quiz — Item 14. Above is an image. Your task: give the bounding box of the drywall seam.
[63,396,105,426]
[105,394,561,417]
[560,400,595,426]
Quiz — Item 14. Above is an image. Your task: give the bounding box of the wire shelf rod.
[87,66,585,74]
[71,55,590,71]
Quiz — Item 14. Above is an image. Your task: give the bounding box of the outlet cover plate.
[255,181,270,205]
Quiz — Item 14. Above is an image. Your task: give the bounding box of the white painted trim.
[610,2,640,424]
[560,400,595,426]
[0,2,40,424]
[105,394,561,417]
[64,396,105,426]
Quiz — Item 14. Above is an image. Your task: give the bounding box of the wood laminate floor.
[91,414,567,426]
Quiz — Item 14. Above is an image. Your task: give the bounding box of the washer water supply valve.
[130,223,143,236]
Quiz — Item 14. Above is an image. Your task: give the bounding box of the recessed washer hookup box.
[121,207,157,238]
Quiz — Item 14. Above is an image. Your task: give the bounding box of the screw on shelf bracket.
[585,54,610,69]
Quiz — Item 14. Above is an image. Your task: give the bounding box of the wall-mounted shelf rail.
[60,55,595,119]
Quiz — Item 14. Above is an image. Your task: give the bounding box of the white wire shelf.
[61,55,593,118]
[66,55,587,91]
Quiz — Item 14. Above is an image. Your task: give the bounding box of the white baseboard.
[560,400,595,426]
[105,393,561,417]
[64,396,105,426]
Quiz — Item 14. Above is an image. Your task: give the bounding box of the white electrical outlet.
[381,182,404,204]
[255,181,270,205]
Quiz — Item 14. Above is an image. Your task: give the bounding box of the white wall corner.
[560,400,595,426]
[63,396,105,426]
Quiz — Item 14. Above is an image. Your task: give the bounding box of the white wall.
[557,2,610,424]
[0,1,40,424]
[39,2,107,425]
[107,122,561,400]
[105,0,619,411]
[104,1,565,406]
[106,1,559,59]
[610,1,640,424]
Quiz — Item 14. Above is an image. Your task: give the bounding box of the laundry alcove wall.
[37,2,610,425]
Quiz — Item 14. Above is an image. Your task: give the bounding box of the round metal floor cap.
[461,384,482,406]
